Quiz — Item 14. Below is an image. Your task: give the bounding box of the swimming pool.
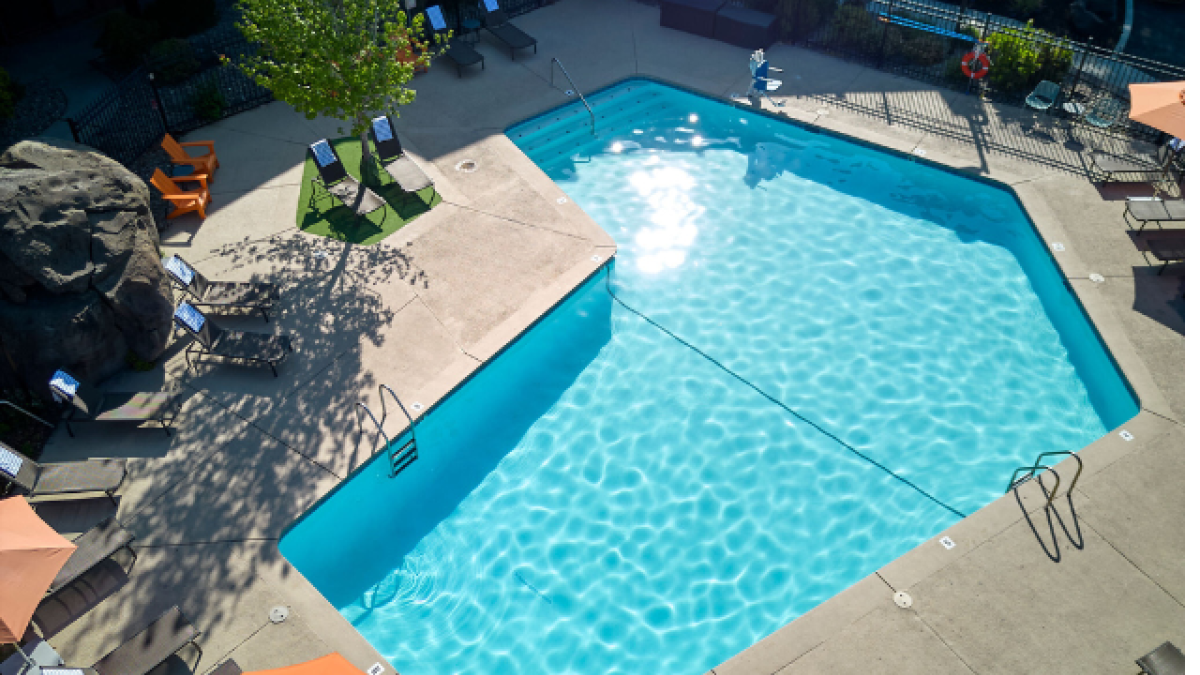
[281,78,1137,675]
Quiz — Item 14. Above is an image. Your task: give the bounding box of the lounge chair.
[368,116,434,194]
[1137,641,1185,674]
[427,5,484,77]
[0,441,127,505]
[1124,197,1185,232]
[209,661,242,675]
[308,139,387,222]
[151,168,212,220]
[1024,80,1060,132]
[162,133,219,179]
[1089,143,1175,183]
[83,605,202,675]
[47,517,137,597]
[1145,234,1184,275]
[1083,97,1123,130]
[164,255,280,322]
[480,0,537,60]
[173,302,293,377]
[50,369,180,437]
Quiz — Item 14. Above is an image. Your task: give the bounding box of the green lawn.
[297,136,441,246]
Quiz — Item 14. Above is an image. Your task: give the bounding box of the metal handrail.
[0,401,54,428]
[1008,464,1062,503]
[1030,450,1083,497]
[378,384,418,442]
[550,58,595,137]
[1007,448,1084,503]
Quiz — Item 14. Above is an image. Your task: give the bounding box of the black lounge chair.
[174,303,293,377]
[368,116,434,194]
[1137,641,1185,675]
[0,440,127,505]
[480,0,537,60]
[209,660,242,675]
[59,606,202,675]
[164,255,280,322]
[1089,143,1179,183]
[50,369,180,437]
[1124,198,1185,233]
[308,139,387,221]
[427,5,484,77]
[47,516,137,596]
[1145,232,1184,275]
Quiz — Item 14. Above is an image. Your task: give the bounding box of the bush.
[778,0,837,42]
[95,11,160,67]
[898,30,946,66]
[986,21,1073,94]
[828,5,884,56]
[143,0,218,39]
[191,77,226,122]
[0,67,24,121]
[148,38,201,84]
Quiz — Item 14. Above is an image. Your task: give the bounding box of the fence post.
[982,12,992,41]
[1067,36,1092,103]
[877,0,896,67]
[148,72,169,134]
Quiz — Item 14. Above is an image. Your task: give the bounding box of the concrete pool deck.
[28,0,1182,673]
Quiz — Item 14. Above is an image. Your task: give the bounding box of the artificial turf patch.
[296,136,441,246]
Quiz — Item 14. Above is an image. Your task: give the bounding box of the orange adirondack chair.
[150,168,211,220]
[161,133,220,178]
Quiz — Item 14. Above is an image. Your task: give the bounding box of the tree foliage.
[230,0,445,138]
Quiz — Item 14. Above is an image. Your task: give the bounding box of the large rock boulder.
[0,138,174,398]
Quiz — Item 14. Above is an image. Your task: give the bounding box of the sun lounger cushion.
[0,444,23,478]
[1126,198,1185,226]
[92,606,200,675]
[48,517,135,595]
[33,460,127,496]
[164,255,196,286]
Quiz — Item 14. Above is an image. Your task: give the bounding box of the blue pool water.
[281,79,1137,675]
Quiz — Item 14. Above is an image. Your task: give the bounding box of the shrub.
[828,5,884,56]
[95,11,160,66]
[898,31,946,66]
[0,67,24,121]
[143,0,218,39]
[191,77,227,122]
[148,38,201,84]
[986,21,1073,94]
[778,0,837,42]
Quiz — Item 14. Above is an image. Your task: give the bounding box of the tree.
[230,0,445,176]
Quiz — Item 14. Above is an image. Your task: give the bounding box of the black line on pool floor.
[602,266,967,520]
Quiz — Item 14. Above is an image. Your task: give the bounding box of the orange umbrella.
[0,497,76,643]
[245,654,365,675]
[1129,81,1185,140]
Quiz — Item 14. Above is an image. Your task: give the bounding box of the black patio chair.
[368,115,434,195]
[0,440,127,505]
[164,255,280,322]
[480,0,537,60]
[1124,197,1185,233]
[50,369,180,437]
[46,516,137,596]
[308,139,387,221]
[426,5,485,77]
[173,302,293,377]
[54,606,203,675]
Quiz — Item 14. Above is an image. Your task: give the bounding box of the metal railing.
[0,400,54,429]
[550,58,596,137]
[1007,450,1083,502]
[354,384,422,478]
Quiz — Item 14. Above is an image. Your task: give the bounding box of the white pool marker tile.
[367,664,386,675]
[557,197,568,204]
[412,402,423,412]
[893,591,913,609]
[1051,242,1066,252]
[269,606,289,623]
[912,148,927,157]
[816,108,829,116]
[591,255,602,262]
[1119,429,1135,441]
[1089,273,1105,283]
[939,536,956,550]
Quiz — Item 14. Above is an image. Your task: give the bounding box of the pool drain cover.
[455,159,479,173]
[269,606,289,623]
[893,591,913,609]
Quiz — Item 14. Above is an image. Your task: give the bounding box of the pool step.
[518,96,688,165]
[389,436,418,477]
[512,84,676,156]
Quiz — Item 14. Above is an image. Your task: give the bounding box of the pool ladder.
[355,384,420,478]
[550,58,596,137]
[1007,450,1084,561]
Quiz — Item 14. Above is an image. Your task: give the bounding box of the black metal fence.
[789,0,1183,141]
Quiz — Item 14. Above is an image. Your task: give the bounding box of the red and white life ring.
[961,51,990,79]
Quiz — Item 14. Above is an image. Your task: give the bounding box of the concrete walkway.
[32,1,1182,674]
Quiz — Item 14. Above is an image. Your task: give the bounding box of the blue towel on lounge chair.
[50,369,80,402]
[164,255,196,285]
[0,444,24,478]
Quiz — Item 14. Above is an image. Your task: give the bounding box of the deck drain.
[939,536,956,550]
[1050,242,1066,252]
[1089,273,1105,283]
[564,89,575,97]
[455,159,479,173]
[893,591,913,609]
[269,606,289,623]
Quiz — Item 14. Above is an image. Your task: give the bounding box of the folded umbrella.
[0,496,77,643]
